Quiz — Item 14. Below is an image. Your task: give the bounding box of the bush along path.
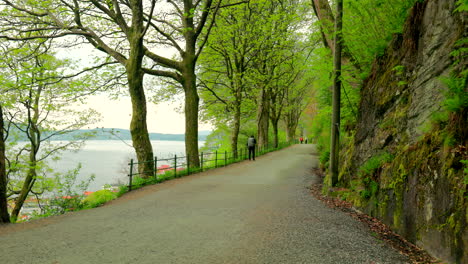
[1,144,413,263]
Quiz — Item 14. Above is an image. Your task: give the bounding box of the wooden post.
[215,150,218,168]
[201,152,204,172]
[187,154,190,175]
[174,154,177,178]
[128,159,134,191]
[330,0,343,187]
[154,156,158,179]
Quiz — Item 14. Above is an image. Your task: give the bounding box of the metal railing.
[127,141,294,191]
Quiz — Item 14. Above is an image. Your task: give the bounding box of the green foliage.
[454,0,468,12]
[358,152,394,177]
[461,160,468,186]
[344,0,418,70]
[440,75,468,113]
[360,180,379,199]
[357,152,393,198]
[82,190,117,208]
[47,165,94,213]
[27,165,94,220]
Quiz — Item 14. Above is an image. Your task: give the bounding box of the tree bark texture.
[183,71,201,168]
[10,151,37,222]
[0,105,10,223]
[311,0,361,71]
[127,0,154,177]
[329,0,343,186]
[257,87,270,147]
[272,119,279,148]
[10,84,44,222]
[180,0,203,168]
[311,0,336,52]
[230,100,241,159]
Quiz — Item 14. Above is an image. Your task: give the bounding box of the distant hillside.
[10,127,210,142]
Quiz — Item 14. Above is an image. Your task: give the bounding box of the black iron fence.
[127,141,294,191]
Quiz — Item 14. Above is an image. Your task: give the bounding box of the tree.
[329,0,343,186]
[310,0,360,71]
[1,40,100,222]
[199,0,312,150]
[249,0,309,147]
[198,1,262,158]
[268,44,313,148]
[0,0,223,172]
[0,104,9,223]
[279,62,313,144]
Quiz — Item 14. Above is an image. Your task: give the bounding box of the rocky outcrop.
[343,0,467,263]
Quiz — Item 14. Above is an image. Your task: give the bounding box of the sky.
[83,94,212,134]
[56,41,212,135]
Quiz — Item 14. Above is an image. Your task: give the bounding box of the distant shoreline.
[9,128,211,142]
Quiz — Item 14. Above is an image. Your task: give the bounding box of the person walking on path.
[247,135,256,161]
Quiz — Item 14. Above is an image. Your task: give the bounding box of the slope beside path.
[0,144,410,264]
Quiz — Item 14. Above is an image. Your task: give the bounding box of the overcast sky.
[57,41,212,134]
[83,94,212,134]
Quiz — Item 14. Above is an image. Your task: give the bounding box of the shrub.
[82,190,117,208]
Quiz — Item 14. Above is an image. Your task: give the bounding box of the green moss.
[379,194,389,217]
[393,208,402,229]
[358,152,394,177]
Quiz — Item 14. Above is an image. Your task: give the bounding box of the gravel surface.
[0,144,410,264]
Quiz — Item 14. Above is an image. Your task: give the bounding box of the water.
[50,140,202,192]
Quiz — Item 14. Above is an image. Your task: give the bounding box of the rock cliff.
[341,0,467,262]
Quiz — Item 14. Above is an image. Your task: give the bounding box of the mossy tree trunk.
[329,0,343,186]
[231,97,242,158]
[284,104,301,143]
[0,105,9,224]
[127,0,154,177]
[181,2,201,168]
[182,66,200,168]
[10,85,42,222]
[257,87,270,147]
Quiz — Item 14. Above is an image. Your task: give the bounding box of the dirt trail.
[0,144,410,264]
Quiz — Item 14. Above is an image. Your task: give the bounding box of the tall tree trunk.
[311,0,361,71]
[10,154,36,222]
[272,119,279,148]
[286,125,296,142]
[231,100,241,159]
[10,93,41,222]
[128,69,153,177]
[181,1,201,168]
[329,0,343,186]
[0,105,10,224]
[285,109,300,143]
[183,70,200,167]
[311,0,336,51]
[257,87,270,147]
[127,0,154,177]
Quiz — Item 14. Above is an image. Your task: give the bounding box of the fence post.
[201,152,204,172]
[225,150,227,166]
[128,159,134,192]
[154,156,158,179]
[215,150,218,168]
[174,154,177,178]
[187,154,190,175]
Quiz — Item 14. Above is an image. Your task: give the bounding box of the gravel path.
[0,144,410,264]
